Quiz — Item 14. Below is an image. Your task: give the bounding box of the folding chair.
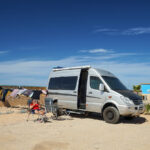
[45,98,59,119]
[26,99,37,122]
[26,99,48,123]
[45,98,70,120]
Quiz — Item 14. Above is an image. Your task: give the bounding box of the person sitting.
[30,99,45,115]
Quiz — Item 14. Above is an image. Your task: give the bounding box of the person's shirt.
[31,90,42,99]
[30,103,39,110]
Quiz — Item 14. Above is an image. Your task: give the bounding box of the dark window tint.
[102,76,127,90]
[48,76,77,90]
[90,76,102,90]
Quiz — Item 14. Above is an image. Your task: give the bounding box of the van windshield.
[102,76,127,90]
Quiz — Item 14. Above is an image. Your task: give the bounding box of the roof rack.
[53,65,91,71]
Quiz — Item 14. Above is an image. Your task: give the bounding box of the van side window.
[48,76,77,90]
[90,76,102,90]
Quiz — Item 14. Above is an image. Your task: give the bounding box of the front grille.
[132,99,142,105]
[139,106,143,110]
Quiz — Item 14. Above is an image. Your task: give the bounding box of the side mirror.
[99,83,104,91]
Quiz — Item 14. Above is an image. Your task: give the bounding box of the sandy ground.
[0,107,150,150]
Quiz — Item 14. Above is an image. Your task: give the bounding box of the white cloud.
[79,52,137,62]
[122,27,150,35]
[80,48,113,53]
[94,27,150,35]
[0,51,9,55]
[0,56,84,86]
[0,57,81,76]
[94,28,118,34]
[0,52,150,88]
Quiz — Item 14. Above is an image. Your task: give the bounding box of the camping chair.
[45,98,60,119]
[45,98,70,120]
[26,99,38,122]
[26,99,48,123]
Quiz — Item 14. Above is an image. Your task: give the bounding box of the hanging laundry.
[5,90,12,100]
[17,89,27,95]
[22,90,33,97]
[10,89,19,98]
[29,92,34,98]
[0,88,3,100]
[2,89,9,102]
[42,90,47,95]
[31,90,42,100]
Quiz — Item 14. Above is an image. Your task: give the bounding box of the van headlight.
[120,96,133,106]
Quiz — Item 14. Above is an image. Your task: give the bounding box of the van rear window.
[48,76,77,90]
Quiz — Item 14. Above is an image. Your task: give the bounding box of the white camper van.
[47,66,144,123]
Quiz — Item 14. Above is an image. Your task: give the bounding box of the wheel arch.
[102,102,119,116]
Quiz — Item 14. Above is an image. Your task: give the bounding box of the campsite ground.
[0,107,150,150]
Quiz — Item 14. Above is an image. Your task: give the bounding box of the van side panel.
[47,69,81,110]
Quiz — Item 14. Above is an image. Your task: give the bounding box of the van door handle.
[89,91,92,94]
[73,91,77,93]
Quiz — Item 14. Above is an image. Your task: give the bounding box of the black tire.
[103,106,120,124]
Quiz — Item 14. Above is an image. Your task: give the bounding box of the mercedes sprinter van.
[47,66,144,123]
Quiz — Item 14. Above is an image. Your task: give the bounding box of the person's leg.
[39,109,45,115]
[39,109,48,122]
[34,109,46,122]
[34,110,39,114]
[31,109,35,114]
[34,109,41,121]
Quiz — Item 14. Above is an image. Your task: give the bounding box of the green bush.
[145,104,150,114]
[133,85,141,93]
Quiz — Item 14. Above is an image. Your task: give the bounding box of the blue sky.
[0,0,150,88]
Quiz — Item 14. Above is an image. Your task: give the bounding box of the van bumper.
[118,104,145,116]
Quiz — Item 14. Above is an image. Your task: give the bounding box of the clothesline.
[0,87,47,102]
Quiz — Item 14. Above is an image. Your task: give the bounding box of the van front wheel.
[103,106,120,124]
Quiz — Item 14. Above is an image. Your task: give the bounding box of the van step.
[66,110,85,115]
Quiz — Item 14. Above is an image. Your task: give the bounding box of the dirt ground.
[0,107,150,150]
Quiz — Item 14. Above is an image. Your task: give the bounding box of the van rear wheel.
[103,106,120,124]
